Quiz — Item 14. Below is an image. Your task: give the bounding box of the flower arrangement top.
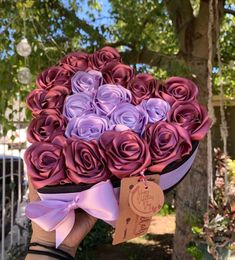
[25,46,212,189]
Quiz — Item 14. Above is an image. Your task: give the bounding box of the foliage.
[189,148,235,259]
[1,0,235,134]
[157,203,175,216]
[186,241,203,260]
[76,220,113,259]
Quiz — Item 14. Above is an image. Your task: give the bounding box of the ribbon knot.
[26,180,119,247]
[67,196,80,211]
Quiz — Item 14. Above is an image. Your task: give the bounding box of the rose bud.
[64,137,110,184]
[101,61,134,87]
[156,77,198,105]
[94,84,132,116]
[71,70,103,94]
[27,109,66,143]
[99,130,151,178]
[167,101,212,141]
[127,74,159,105]
[144,121,192,172]
[59,51,90,74]
[89,46,121,70]
[65,113,110,141]
[24,140,66,189]
[36,66,71,90]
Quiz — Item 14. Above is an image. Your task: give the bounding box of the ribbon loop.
[26,180,119,247]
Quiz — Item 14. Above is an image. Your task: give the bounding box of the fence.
[0,101,28,260]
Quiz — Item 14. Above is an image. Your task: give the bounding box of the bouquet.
[24,46,211,246]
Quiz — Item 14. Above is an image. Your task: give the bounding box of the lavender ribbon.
[25,180,119,247]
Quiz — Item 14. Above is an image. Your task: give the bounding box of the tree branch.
[224,8,235,16]
[54,2,106,45]
[120,49,185,71]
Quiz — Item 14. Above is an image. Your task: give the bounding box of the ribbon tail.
[55,211,75,248]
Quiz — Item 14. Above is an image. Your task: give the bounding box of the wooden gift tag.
[112,174,164,245]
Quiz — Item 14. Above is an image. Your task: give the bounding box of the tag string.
[139,170,148,188]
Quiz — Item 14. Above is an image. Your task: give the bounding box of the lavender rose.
[65,113,110,141]
[140,98,170,123]
[94,84,132,116]
[71,70,103,94]
[64,137,110,184]
[156,77,199,105]
[127,74,158,105]
[27,109,66,143]
[110,103,148,134]
[27,86,70,116]
[24,140,66,189]
[89,46,121,70]
[36,66,71,90]
[63,92,95,120]
[59,51,90,74]
[167,101,212,141]
[101,61,134,87]
[144,121,192,172]
[99,130,151,178]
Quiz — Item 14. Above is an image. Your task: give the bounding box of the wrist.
[30,237,77,257]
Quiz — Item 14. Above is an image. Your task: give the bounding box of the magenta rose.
[36,66,71,90]
[127,74,158,105]
[59,51,90,73]
[156,77,198,105]
[101,61,134,87]
[99,130,151,178]
[24,140,66,189]
[27,109,66,143]
[27,86,70,116]
[64,137,110,184]
[144,121,192,172]
[167,101,212,141]
[89,46,121,70]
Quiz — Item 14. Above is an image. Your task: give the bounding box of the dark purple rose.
[127,74,159,105]
[89,46,121,70]
[156,77,199,105]
[64,137,110,184]
[99,130,151,178]
[59,51,90,74]
[167,101,212,141]
[63,92,95,120]
[27,86,70,116]
[144,121,192,172]
[140,98,170,123]
[36,66,71,90]
[94,84,132,116]
[71,70,102,94]
[101,61,134,87]
[65,113,110,141]
[110,103,148,135]
[24,139,66,189]
[27,109,66,143]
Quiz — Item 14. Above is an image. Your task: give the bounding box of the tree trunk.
[165,1,225,259]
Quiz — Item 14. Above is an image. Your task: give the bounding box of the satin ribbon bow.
[25,180,119,247]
